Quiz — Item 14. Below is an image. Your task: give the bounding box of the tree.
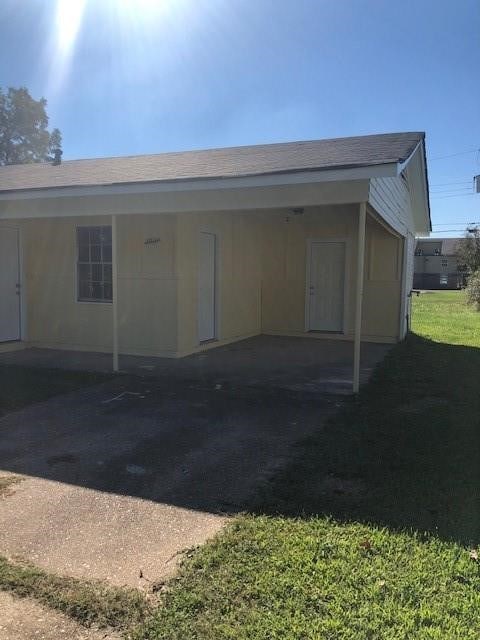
[0,87,62,165]
[465,269,480,310]
[456,226,480,275]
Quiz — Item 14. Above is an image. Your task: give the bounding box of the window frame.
[75,224,113,305]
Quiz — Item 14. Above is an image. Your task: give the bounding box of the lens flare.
[55,0,87,55]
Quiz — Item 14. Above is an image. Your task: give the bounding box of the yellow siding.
[176,211,262,355]
[22,214,178,356]
[260,205,357,335]
[363,218,402,339]
[19,204,401,358]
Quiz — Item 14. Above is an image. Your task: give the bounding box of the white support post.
[353,202,367,394]
[112,214,119,372]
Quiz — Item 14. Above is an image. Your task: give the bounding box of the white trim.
[197,230,219,345]
[0,164,398,202]
[74,223,113,305]
[305,237,350,334]
[0,224,23,342]
[112,215,119,371]
[18,225,27,341]
[397,139,423,174]
[353,202,367,393]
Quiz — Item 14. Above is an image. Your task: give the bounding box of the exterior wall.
[21,214,178,356]
[16,203,403,357]
[413,254,464,289]
[369,175,418,338]
[414,240,465,290]
[260,205,356,336]
[176,211,262,355]
[260,205,401,342]
[363,218,402,340]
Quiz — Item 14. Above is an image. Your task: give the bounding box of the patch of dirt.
[0,475,23,499]
[0,591,120,640]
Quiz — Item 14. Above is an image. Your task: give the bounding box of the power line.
[429,148,479,161]
[430,193,477,199]
[432,222,480,226]
[430,181,473,187]
[430,188,473,193]
[429,229,473,233]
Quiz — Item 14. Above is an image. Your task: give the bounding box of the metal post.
[353,202,367,393]
[112,214,119,372]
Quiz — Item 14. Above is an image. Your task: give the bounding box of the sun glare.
[55,0,87,55]
[48,0,189,99]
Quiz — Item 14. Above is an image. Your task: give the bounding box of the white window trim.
[75,224,113,305]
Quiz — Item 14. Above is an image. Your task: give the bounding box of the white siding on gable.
[369,176,417,341]
[368,176,414,236]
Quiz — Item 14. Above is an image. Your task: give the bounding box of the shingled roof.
[0,131,424,193]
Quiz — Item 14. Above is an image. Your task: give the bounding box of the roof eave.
[0,162,399,201]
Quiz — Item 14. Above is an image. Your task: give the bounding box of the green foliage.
[465,270,480,309]
[456,226,480,274]
[136,517,480,640]
[413,290,480,345]
[0,87,62,165]
[0,556,150,631]
[133,291,480,639]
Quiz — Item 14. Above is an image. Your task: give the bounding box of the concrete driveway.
[0,336,389,587]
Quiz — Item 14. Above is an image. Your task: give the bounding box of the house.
[414,238,466,289]
[0,132,430,392]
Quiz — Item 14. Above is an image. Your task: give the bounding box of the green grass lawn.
[134,291,480,639]
[0,364,108,417]
[412,290,480,346]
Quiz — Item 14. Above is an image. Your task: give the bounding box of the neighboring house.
[0,132,430,391]
[414,238,466,289]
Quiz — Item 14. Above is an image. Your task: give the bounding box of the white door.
[198,232,216,342]
[0,227,21,342]
[308,241,345,332]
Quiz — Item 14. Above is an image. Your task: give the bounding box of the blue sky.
[1,0,479,235]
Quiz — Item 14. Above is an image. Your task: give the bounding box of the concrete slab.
[0,371,343,587]
[0,474,223,587]
[0,335,391,395]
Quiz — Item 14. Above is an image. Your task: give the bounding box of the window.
[77,226,112,302]
[441,259,448,268]
[439,274,448,286]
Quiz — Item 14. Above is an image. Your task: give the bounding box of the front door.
[0,227,21,342]
[198,232,217,342]
[308,241,345,332]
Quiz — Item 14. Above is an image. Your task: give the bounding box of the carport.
[0,133,430,393]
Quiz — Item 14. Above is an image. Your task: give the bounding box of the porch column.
[112,214,119,372]
[353,202,367,393]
